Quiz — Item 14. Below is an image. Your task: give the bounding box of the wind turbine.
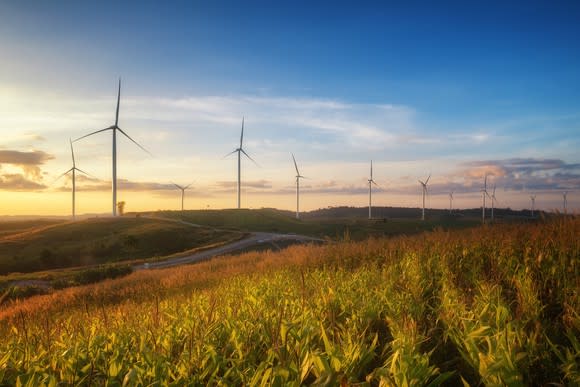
[489,184,497,222]
[292,153,306,219]
[530,194,536,217]
[74,79,151,216]
[449,191,454,213]
[481,175,489,224]
[225,117,256,209]
[418,174,431,221]
[368,160,379,219]
[54,139,92,221]
[563,191,568,214]
[172,182,193,212]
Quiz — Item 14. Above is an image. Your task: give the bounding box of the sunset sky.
[1,1,579,216]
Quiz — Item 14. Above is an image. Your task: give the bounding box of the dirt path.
[133,232,324,270]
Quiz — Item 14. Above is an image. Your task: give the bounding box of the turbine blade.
[372,180,379,187]
[370,160,373,180]
[52,168,74,185]
[69,138,75,166]
[241,148,258,166]
[172,182,183,190]
[240,116,244,148]
[74,127,113,142]
[184,182,193,190]
[292,153,299,175]
[223,149,238,159]
[425,174,431,185]
[115,78,121,127]
[74,167,95,178]
[117,127,153,156]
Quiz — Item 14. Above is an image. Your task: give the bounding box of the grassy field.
[0,219,64,239]
[0,217,240,276]
[0,217,577,385]
[154,208,482,240]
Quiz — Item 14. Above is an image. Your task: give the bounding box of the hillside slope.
[0,217,239,274]
[0,217,578,385]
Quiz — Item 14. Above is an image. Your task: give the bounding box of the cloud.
[213,180,273,191]
[24,133,46,142]
[423,158,580,194]
[54,175,176,192]
[151,95,416,151]
[0,174,47,191]
[0,150,54,178]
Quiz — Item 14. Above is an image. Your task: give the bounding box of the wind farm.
[1,2,579,385]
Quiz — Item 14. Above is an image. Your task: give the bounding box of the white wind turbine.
[225,117,256,209]
[489,184,497,222]
[481,174,489,224]
[530,194,536,217]
[563,191,568,214]
[54,139,92,220]
[292,153,306,219]
[368,160,379,219]
[74,79,151,216]
[172,182,193,212]
[418,174,431,221]
[449,191,454,213]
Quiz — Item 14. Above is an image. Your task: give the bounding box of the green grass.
[0,217,577,385]
[0,216,239,276]
[154,208,481,240]
[0,219,64,238]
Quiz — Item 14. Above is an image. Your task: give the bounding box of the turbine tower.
[292,153,306,219]
[74,79,151,216]
[449,191,454,213]
[563,191,568,214]
[530,194,536,217]
[481,175,489,224]
[225,117,256,209]
[418,174,431,221]
[173,182,193,211]
[55,139,92,220]
[490,184,496,222]
[368,160,378,219]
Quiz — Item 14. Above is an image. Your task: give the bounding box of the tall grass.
[0,217,578,385]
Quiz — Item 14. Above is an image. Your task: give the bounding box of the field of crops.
[0,217,578,385]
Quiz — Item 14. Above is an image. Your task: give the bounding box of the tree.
[117,201,126,216]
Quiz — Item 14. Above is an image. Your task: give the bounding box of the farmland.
[0,216,577,385]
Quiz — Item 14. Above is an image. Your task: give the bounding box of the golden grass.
[0,217,577,385]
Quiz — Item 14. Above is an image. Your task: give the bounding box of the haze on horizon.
[1,1,579,216]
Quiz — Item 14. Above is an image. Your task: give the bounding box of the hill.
[0,217,577,385]
[152,207,484,240]
[0,216,240,275]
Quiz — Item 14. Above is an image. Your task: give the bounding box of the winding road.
[133,231,324,270]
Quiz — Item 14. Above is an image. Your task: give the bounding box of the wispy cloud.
[0,149,54,178]
[0,173,47,191]
[54,175,176,192]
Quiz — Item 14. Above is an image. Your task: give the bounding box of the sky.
[1,1,579,216]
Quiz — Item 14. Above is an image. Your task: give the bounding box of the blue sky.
[0,1,579,215]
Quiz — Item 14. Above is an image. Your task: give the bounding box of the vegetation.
[155,208,482,240]
[0,217,577,385]
[0,217,240,275]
